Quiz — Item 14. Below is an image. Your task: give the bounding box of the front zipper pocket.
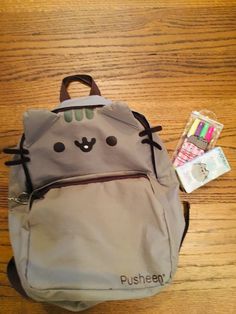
[29,173,147,208]
[26,172,171,291]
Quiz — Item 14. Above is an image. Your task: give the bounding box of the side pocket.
[8,204,32,299]
[148,175,185,276]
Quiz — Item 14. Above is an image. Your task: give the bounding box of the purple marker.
[194,121,204,137]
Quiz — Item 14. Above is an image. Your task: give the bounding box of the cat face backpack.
[4,75,189,312]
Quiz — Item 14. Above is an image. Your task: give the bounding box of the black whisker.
[5,157,30,166]
[3,148,29,155]
[139,126,162,137]
[141,139,162,150]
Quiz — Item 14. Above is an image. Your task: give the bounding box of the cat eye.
[106,136,117,146]
[54,142,65,152]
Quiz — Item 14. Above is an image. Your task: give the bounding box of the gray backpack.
[4,75,189,312]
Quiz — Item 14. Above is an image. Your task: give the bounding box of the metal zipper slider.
[8,192,29,205]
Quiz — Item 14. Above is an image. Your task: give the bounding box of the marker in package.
[172,110,223,168]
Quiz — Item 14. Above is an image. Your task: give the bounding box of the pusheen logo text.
[120,273,165,286]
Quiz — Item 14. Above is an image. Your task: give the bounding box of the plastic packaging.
[172,110,223,168]
[175,147,230,193]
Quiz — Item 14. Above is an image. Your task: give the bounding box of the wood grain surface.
[0,1,236,313]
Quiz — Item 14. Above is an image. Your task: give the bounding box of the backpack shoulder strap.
[179,201,190,250]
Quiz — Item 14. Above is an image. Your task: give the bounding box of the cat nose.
[74,137,96,153]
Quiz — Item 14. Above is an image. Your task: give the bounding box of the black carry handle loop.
[60,74,101,102]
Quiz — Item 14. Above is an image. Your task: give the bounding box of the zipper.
[29,173,148,210]
[52,105,104,113]
[8,192,30,205]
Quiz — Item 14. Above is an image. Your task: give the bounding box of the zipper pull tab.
[8,192,29,205]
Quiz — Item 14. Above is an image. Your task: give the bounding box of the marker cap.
[205,126,214,142]
[194,121,204,137]
[200,122,209,138]
[187,118,201,137]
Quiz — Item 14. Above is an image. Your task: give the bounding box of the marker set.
[188,119,214,140]
[173,111,224,168]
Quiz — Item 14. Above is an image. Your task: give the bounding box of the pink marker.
[205,126,214,142]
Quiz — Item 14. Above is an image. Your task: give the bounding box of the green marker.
[199,122,209,138]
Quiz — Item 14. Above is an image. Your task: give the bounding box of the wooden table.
[0,1,235,313]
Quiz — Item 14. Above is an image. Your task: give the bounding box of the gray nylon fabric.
[7,97,185,312]
[56,95,113,109]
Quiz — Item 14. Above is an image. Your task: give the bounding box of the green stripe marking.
[85,108,94,120]
[64,111,73,122]
[74,109,83,121]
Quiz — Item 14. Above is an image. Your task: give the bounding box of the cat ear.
[23,109,59,146]
[98,101,139,129]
